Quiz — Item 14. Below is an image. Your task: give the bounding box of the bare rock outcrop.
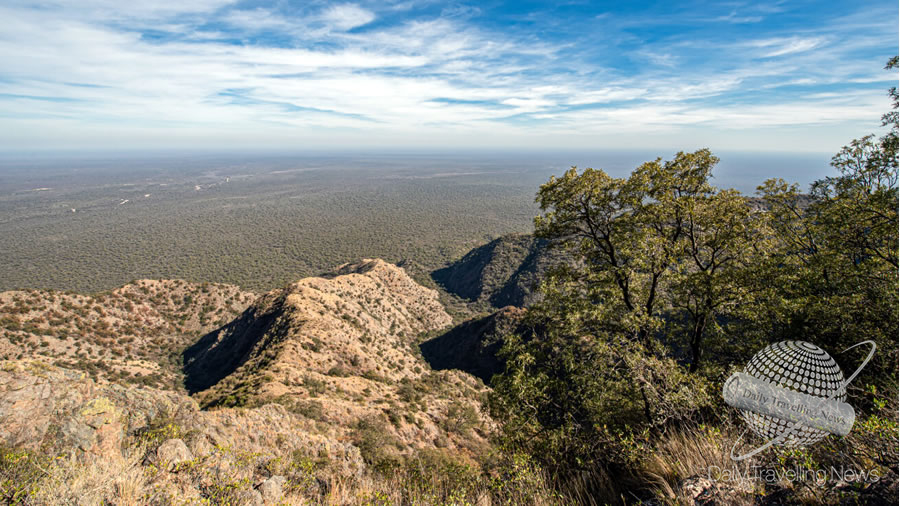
[157,439,193,470]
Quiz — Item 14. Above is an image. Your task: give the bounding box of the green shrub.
[0,446,49,503]
[352,415,402,473]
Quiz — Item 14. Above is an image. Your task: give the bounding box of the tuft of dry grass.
[8,442,560,506]
[530,422,763,505]
[639,423,758,505]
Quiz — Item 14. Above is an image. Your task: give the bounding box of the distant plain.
[0,150,832,293]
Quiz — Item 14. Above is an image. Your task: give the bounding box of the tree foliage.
[490,149,767,474]
[0,164,545,293]
[529,149,768,371]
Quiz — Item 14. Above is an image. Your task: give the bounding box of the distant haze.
[0,149,842,293]
[0,150,834,195]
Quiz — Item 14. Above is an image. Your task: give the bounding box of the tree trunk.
[688,314,707,373]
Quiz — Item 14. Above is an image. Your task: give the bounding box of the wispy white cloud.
[712,11,764,24]
[3,0,236,23]
[637,50,679,67]
[321,4,376,31]
[751,36,826,57]
[222,8,294,32]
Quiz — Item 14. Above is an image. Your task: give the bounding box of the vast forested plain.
[0,151,831,293]
[0,154,547,292]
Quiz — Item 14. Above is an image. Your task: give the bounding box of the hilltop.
[184,259,491,459]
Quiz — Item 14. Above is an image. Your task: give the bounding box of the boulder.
[238,489,264,506]
[157,438,193,471]
[258,475,286,504]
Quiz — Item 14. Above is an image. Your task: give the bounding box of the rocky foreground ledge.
[0,359,363,504]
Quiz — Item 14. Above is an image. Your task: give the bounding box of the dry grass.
[639,423,758,505]
[5,415,893,505]
[15,452,561,506]
[31,449,149,506]
[309,467,561,506]
[525,423,763,505]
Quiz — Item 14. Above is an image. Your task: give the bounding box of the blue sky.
[0,0,896,153]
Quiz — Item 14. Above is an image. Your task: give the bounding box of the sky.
[0,0,897,154]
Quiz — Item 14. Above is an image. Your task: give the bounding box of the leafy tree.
[531,149,767,371]
[668,187,772,371]
[490,149,769,475]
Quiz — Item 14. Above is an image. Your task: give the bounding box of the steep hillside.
[0,280,255,389]
[420,306,526,383]
[184,259,491,460]
[431,234,561,308]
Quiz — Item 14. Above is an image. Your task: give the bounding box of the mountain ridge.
[431,233,562,309]
[0,279,256,389]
